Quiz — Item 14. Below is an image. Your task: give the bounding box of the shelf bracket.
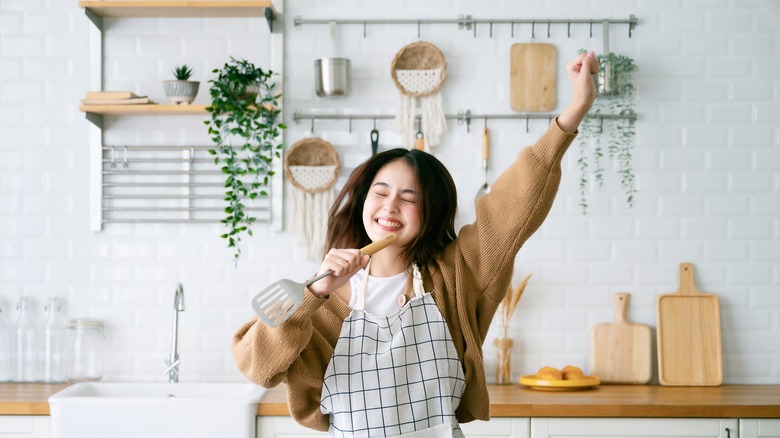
[84,8,103,31]
[264,7,276,32]
[85,112,104,130]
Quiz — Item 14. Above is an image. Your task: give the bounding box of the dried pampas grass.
[498,273,532,339]
[494,272,532,384]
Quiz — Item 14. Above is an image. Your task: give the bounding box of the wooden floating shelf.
[79,1,277,18]
[80,104,209,115]
[79,103,274,115]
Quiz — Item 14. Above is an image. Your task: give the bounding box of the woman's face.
[362,159,421,248]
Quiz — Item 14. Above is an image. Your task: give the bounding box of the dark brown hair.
[325,148,457,265]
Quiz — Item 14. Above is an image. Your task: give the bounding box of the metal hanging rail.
[100,144,272,225]
[292,110,636,133]
[294,15,638,38]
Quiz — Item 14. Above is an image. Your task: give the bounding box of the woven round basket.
[284,138,341,194]
[390,41,447,97]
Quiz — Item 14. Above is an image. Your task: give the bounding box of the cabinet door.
[460,418,530,438]
[257,416,530,437]
[532,418,738,438]
[0,416,50,438]
[257,417,327,437]
[742,419,780,438]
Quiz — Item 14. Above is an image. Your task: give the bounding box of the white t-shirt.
[348,268,407,317]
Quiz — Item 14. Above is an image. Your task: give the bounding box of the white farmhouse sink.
[49,382,265,438]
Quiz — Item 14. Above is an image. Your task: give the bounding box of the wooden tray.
[656,263,723,386]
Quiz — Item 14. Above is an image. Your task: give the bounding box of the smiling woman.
[232,52,598,437]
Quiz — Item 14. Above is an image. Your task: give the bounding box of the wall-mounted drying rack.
[100,145,271,224]
[292,110,636,134]
[294,15,638,39]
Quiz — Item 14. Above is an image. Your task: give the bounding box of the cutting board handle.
[675,262,702,296]
[613,292,629,323]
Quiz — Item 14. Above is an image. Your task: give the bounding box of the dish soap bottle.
[42,297,67,383]
[14,296,38,382]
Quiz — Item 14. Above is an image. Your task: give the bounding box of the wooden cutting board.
[657,263,723,386]
[510,43,556,112]
[589,292,652,384]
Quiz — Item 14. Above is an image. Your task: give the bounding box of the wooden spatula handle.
[613,292,629,323]
[415,136,425,151]
[359,233,396,256]
[482,127,490,160]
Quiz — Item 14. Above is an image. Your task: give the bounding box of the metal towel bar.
[101,144,272,224]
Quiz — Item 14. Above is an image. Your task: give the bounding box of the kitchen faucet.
[163,283,185,383]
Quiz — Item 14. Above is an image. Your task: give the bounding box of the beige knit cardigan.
[232,120,576,431]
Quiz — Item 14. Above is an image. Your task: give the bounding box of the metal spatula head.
[252,233,397,327]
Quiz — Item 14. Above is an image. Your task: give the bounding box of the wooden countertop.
[257,384,780,418]
[0,384,70,415]
[3,383,779,419]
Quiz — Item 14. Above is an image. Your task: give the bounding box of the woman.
[233,51,599,437]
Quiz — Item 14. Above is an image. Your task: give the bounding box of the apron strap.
[357,261,425,311]
[412,263,425,298]
[356,258,372,311]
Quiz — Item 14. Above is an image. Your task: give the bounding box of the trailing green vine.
[577,52,637,214]
[205,57,286,262]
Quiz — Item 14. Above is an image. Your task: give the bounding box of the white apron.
[320,263,466,438]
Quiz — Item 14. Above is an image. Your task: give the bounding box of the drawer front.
[532,418,738,438]
[0,416,34,433]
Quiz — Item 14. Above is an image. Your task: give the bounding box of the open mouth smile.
[376,218,402,229]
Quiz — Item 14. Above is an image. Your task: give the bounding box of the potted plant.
[205,57,285,262]
[163,64,199,105]
[577,52,637,214]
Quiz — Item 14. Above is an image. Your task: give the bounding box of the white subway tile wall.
[0,0,777,385]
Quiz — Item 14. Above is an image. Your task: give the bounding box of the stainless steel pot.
[314,58,351,98]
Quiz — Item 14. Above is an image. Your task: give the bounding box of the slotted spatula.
[252,233,397,327]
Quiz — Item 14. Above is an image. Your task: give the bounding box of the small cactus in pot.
[163,64,199,105]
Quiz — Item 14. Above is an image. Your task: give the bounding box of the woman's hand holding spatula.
[251,234,397,327]
[308,233,397,298]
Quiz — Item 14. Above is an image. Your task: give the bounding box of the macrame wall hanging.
[391,41,448,151]
[284,138,341,260]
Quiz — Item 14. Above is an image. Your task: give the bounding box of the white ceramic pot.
[163,80,199,105]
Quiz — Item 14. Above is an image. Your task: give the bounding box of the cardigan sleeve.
[456,119,577,302]
[231,288,344,431]
[231,288,330,387]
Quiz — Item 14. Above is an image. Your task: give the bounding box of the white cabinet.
[531,418,738,438]
[257,416,327,437]
[256,416,529,437]
[0,416,51,438]
[742,419,780,438]
[460,418,530,437]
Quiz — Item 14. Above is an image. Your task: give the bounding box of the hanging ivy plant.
[205,57,285,262]
[577,52,637,215]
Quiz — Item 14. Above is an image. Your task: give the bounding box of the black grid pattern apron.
[320,263,466,437]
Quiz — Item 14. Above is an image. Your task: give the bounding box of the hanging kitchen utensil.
[370,124,379,156]
[475,123,491,202]
[414,131,425,151]
[657,263,723,386]
[252,233,397,327]
[314,21,351,98]
[510,43,556,112]
[414,117,424,151]
[284,137,341,260]
[589,292,652,384]
[391,41,447,150]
